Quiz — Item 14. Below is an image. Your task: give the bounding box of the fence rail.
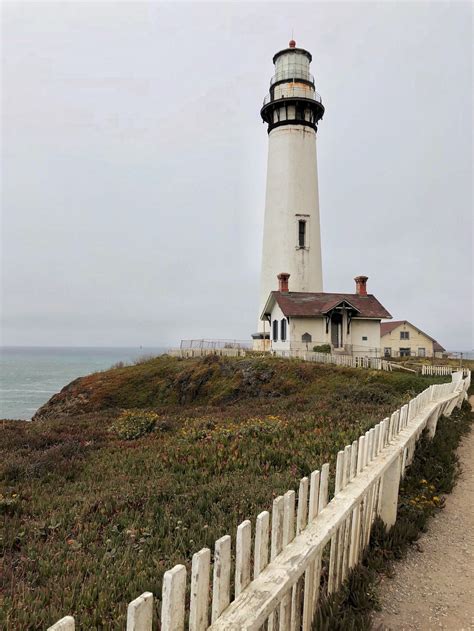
[169,347,393,371]
[48,370,471,630]
[170,347,249,358]
[421,364,467,376]
[179,339,253,350]
[273,349,392,371]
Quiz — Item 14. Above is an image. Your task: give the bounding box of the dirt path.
[372,397,474,631]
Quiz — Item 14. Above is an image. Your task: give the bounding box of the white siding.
[266,301,381,357]
[268,303,291,351]
[349,320,381,354]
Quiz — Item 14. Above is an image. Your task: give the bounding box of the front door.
[331,313,343,348]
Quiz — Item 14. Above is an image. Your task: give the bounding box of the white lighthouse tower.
[253,40,325,344]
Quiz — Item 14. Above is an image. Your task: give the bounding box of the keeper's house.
[380,321,446,359]
[260,274,391,357]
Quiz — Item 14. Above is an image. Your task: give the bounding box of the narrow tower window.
[298,220,306,248]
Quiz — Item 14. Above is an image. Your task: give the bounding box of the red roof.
[267,292,392,319]
[380,321,403,336]
[380,320,446,351]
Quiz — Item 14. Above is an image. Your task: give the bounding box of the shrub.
[313,344,331,354]
[110,361,126,369]
[110,410,160,440]
[133,354,158,365]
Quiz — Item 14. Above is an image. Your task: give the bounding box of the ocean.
[0,346,168,420]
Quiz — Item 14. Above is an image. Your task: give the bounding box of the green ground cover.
[0,355,448,629]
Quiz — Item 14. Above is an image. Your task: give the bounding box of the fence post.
[211,536,231,623]
[379,452,402,528]
[235,521,251,597]
[426,405,440,439]
[47,618,75,631]
[161,565,186,631]
[189,549,211,631]
[127,592,153,631]
[254,511,270,578]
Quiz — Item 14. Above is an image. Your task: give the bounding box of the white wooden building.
[260,274,391,357]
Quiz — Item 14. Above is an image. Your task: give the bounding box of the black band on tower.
[261,96,325,134]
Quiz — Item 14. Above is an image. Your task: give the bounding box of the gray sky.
[1,1,472,350]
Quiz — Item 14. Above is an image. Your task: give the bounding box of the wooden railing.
[48,371,471,631]
[169,347,393,371]
[272,349,392,371]
[169,347,248,358]
[421,364,467,376]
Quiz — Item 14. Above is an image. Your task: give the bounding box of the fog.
[2,2,472,351]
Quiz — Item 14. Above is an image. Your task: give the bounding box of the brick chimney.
[277,272,290,293]
[354,275,368,296]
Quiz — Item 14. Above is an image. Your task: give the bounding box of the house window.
[272,320,278,342]
[399,348,411,357]
[400,331,409,340]
[280,318,287,342]
[362,336,368,341]
[298,220,306,248]
[384,347,392,357]
[418,347,426,357]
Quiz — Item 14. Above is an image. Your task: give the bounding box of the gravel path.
[372,396,474,631]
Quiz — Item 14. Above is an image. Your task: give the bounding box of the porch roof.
[262,292,392,320]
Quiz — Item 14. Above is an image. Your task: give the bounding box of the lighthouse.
[253,40,325,344]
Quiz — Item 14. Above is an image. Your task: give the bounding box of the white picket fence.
[169,348,248,358]
[169,347,393,371]
[421,364,466,376]
[48,370,471,631]
[273,349,392,371]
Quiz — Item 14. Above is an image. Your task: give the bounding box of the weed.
[313,344,331,354]
[110,410,160,440]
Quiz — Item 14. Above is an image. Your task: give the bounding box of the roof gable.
[262,291,391,320]
[380,320,446,351]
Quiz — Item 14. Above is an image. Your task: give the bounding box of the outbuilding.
[380,321,446,359]
[260,274,391,357]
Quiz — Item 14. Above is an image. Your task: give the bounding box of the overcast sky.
[1,1,472,351]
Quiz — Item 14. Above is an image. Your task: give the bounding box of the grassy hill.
[1,355,449,629]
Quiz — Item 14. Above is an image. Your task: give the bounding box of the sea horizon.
[0,345,169,421]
